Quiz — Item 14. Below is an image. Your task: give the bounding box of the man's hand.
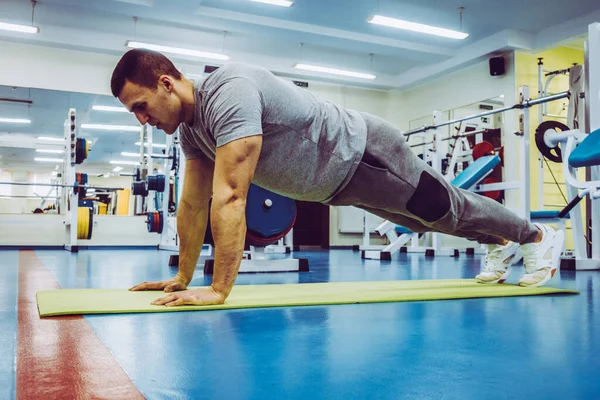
[150,286,226,307]
[129,273,190,293]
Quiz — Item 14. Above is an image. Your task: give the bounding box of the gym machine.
[533,22,600,270]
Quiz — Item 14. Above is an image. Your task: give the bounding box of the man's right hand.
[129,274,190,293]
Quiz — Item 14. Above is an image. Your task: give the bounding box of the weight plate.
[535,120,569,163]
[472,141,495,160]
[147,212,154,233]
[481,177,501,200]
[76,138,88,164]
[132,181,148,197]
[156,175,165,193]
[87,208,93,239]
[157,211,163,233]
[147,175,157,191]
[146,211,164,233]
[147,175,166,193]
[245,184,296,241]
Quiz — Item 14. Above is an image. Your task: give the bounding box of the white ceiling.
[1,0,599,89]
[0,0,599,171]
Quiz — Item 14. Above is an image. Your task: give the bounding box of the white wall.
[389,53,517,131]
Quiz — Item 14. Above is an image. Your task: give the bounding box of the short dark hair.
[110,48,182,97]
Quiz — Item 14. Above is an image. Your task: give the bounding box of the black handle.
[558,195,584,218]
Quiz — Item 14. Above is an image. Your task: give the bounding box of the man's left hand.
[151,286,226,307]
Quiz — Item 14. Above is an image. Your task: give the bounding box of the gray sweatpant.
[326,113,539,245]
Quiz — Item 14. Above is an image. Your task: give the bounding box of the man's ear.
[159,75,173,91]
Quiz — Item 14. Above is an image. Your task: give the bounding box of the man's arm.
[130,155,213,292]
[175,156,214,285]
[150,134,262,306]
[210,134,262,299]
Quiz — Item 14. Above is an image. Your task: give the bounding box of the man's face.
[118,78,181,135]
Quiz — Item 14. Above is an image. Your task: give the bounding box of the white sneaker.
[518,223,565,287]
[476,242,522,284]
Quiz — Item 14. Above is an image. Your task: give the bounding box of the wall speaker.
[489,56,505,76]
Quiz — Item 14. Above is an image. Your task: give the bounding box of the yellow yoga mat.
[36,279,578,317]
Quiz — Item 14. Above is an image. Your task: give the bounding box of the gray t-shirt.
[179,62,367,202]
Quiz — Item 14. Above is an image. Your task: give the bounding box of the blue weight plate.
[245,184,296,238]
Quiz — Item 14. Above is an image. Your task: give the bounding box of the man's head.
[111,48,188,135]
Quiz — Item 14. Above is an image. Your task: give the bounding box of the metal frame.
[402,92,570,137]
[537,58,575,211]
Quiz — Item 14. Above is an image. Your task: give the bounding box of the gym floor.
[2,248,599,400]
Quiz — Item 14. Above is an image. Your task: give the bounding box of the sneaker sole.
[519,230,565,287]
[476,268,511,284]
[476,250,522,284]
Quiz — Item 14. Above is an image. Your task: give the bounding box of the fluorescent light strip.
[113,167,123,172]
[109,160,140,166]
[38,136,65,141]
[93,105,130,113]
[36,149,64,154]
[34,157,63,163]
[81,124,141,132]
[126,41,230,61]
[0,118,31,124]
[293,64,376,80]
[135,142,167,148]
[367,15,468,40]
[0,22,39,34]
[249,0,293,7]
[121,152,140,157]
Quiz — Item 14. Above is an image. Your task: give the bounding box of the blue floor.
[5,248,600,399]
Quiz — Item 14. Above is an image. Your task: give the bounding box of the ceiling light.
[36,149,64,154]
[110,160,139,166]
[135,142,167,148]
[0,118,31,123]
[92,105,130,113]
[367,15,468,40]
[81,124,142,132]
[126,41,230,61]
[293,64,376,80]
[113,166,123,172]
[35,157,63,163]
[249,0,293,7]
[121,152,140,157]
[0,22,39,34]
[38,136,65,141]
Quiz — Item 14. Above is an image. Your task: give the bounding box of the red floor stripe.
[17,251,144,399]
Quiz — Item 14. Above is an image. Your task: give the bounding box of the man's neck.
[181,78,196,125]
